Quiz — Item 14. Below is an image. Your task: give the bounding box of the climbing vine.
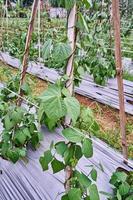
[38,2,101,199]
[38,80,100,200]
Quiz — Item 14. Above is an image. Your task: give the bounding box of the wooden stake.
[38,0,41,61]
[64,4,77,191]
[65,4,77,126]
[17,0,39,105]
[66,4,77,96]
[112,0,128,163]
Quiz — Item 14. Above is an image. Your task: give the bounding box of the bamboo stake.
[0,1,5,51]
[38,0,41,61]
[64,3,77,191]
[65,4,77,96]
[17,0,39,105]
[5,0,8,47]
[112,0,128,163]
[65,4,77,126]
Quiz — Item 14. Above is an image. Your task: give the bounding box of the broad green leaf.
[119,182,130,196]
[14,130,27,145]
[75,171,91,188]
[62,128,83,143]
[110,172,128,185]
[62,88,70,97]
[61,194,69,200]
[29,123,37,133]
[53,42,71,63]
[18,148,26,157]
[78,12,89,33]
[85,197,90,200]
[89,184,100,200]
[82,138,93,158]
[74,145,82,160]
[31,132,40,149]
[7,149,19,163]
[43,39,52,60]
[117,190,122,200]
[39,150,53,171]
[4,115,14,131]
[64,97,80,124]
[38,103,44,123]
[23,128,31,139]
[91,168,97,181]
[64,145,74,165]
[44,115,57,131]
[21,82,31,95]
[115,172,128,182]
[14,128,31,145]
[39,84,66,121]
[68,188,81,200]
[1,142,11,157]
[12,109,23,124]
[126,196,133,200]
[2,131,10,142]
[77,66,85,76]
[55,141,67,156]
[82,0,92,8]
[51,158,65,173]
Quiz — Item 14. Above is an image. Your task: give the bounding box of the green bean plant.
[0,74,41,163]
[38,78,100,200]
[39,1,105,199]
[0,102,41,163]
[42,0,116,85]
[3,31,38,61]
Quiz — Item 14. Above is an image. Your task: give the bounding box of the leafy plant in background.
[42,39,72,69]
[3,0,115,84]
[0,74,31,102]
[3,31,38,61]
[0,73,40,163]
[75,105,100,135]
[1,0,117,85]
[0,102,41,163]
[41,0,116,85]
[75,0,116,85]
[1,0,133,84]
[109,170,133,200]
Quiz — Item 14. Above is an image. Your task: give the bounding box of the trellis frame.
[17,0,128,164]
